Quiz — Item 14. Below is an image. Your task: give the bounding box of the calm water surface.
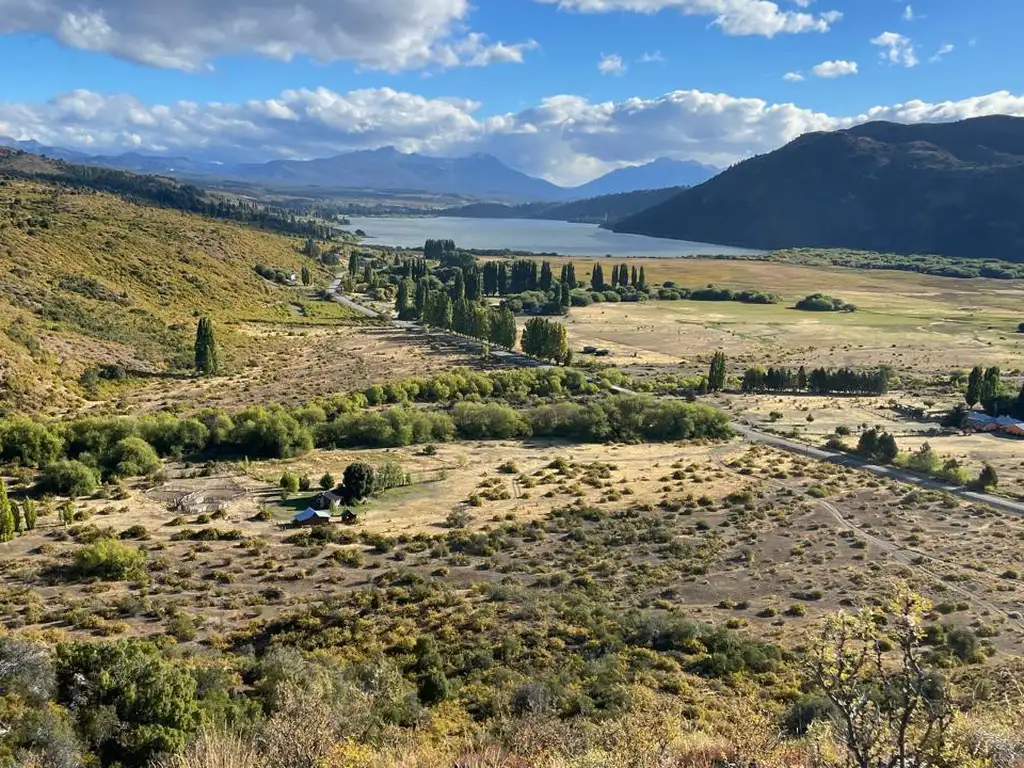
[345,216,761,258]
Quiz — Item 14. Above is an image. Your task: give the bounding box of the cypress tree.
[0,479,13,542]
[965,366,983,408]
[300,265,312,286]
[637,266,646,290]
[498,262,509,295]
[540,262,554,292]
[194,317,219,376]
[560,282,571,309]
[631,265,638,286]
[592,264,605,291]
[395,279,411,319]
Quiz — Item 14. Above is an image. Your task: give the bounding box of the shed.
[294,508,333,527]
[340,509,358,525]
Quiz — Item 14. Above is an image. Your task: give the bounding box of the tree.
[591,264,605,291]
[539,261,553,292]
[708,351,727,392]
[975,463,998,491]
[342,462,376,502]
[110,437,160,478]
[300,265,312,286]
[965,365,983,408]
[395,278,412,319]
[521,318,568,363]
[0,479,14,542]
[981,366,1002,412]
[41,460,99,497]
[806,586,954,768]
[797,365,808,391]
[319,472,336,491]
[857,428,880,458]
[637,266,646,291]
[12,500,22,533]
[280,472,300,498]
[877,432,899,464]
[630,265,638,286]
[194,316,219,376]
[559,282,571,310]
[22,498,37,531]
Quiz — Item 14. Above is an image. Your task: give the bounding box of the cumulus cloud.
[4,86,1024,185]
[811,59,858,78]
[536,0,842,37]
[638,50,665,63]
[0,0,535,71]
[871,31,918,67]
[597,53,627,75]
[783,71,805,82]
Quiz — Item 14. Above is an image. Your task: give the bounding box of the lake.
[344,216,762,258]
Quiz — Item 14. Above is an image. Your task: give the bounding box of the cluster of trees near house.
[741,365,892,395]
[962,364,1024,418]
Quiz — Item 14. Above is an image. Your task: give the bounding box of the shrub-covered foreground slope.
[0,177,336,413]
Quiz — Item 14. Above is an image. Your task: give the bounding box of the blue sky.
[0,0,1020,184]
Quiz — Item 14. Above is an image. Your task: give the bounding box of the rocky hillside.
[613,115,1024,261]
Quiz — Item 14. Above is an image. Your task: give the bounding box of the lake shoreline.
[343,215,763,259]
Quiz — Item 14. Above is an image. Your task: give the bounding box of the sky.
[0,0,1021,185]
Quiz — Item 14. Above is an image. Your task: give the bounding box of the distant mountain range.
[439,186,685,224]
[612,115,1024,262]
[0,137,719,202]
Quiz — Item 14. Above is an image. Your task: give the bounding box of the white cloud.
[638,50,665,63]
[931,43,954,63]
[0,0,535,72]
[536,0,842,37]
[871,31,918,67]
[811,59,858,78]
[597,53,627,75]
[4,86,1024,186]
[783,71,805,82]
[903,5,915,21]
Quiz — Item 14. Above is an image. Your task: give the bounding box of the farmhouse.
[966,413,999,432]
[315,490,345,510]
[293,508,333,527]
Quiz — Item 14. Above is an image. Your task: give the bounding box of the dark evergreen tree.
[540,261,554,292]
[631,265,638,287]
[395,279,412,319]
[194,317,219,376]
[797,365,808,391]
[450,269,466,302]
[877,432,899,463]
[300,265,312,286]
[966,365,983,408]
[592,264,605,291]
[498,262,509,295]
[465,266,482,301]
[342,462,376,501]
[560,282,571,310]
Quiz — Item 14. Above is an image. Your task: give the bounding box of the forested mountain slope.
[613,115,1024,261]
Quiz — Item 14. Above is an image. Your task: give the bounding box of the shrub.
[73,539,146,580]
[109,437,161,479]
[40,460,99,497]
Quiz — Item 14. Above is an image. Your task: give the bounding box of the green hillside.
[0,173,343,413]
